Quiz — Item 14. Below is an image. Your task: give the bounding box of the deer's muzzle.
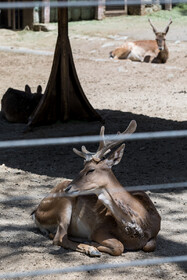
[64,184,80,197]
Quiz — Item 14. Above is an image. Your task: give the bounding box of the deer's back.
[111,40,159,60]
[129,190,161,236]
[133,40,158,52]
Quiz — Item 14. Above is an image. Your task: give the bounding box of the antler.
[73,120,137,162]
[148,18,158,34]
[73,146,94,162]
[164,18,172,34]
[73,126,109,162]
[93,120,137,161]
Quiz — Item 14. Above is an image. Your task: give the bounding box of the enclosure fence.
[0,130,187,278]
[0,129,187,148]
[0,255,187,279]
[0,0,187,9]
[0,0,187,279]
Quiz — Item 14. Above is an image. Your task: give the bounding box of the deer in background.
[32,120,161,257]
[110,19,172,63]
[1,85,42,123]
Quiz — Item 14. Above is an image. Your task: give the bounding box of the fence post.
[41,0,50,23]
[165,0,172,11]
[95,0,105,20]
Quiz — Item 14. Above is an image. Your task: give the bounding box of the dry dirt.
[0,16,187,280]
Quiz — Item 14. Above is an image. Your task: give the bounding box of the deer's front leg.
[54,223,101,257]
[53,206,101,257]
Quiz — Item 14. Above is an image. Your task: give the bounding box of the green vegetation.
[68,4,187,37]
[148,4,187,22]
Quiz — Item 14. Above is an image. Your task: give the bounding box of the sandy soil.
[0,16,186,279]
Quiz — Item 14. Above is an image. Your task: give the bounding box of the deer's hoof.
[88,247,102,257]
[53,239,61,246]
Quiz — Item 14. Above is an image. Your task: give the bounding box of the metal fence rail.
[0,255,187,279]
[0,129,187,278]
[0,130,187,149]
[0,255,186,279]
[0,0,186,10]
[0,181,186,204]
[0,1,186,278]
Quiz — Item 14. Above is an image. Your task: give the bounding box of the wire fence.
[0,181,186,204]
[0,0,187,278]
[0,255,186,279]
[0,130,187,278]
[0,130,186,204]
[0,130,187,148]
[0,0,186,10]
[0,46,53,56]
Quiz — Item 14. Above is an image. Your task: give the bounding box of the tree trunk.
[28,2,102,128]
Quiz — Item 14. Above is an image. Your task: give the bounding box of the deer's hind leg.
[91,228,124,256]
[142,237,157,252]
[110,45,131,60]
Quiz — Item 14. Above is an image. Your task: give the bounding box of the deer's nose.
[64,184,72,193]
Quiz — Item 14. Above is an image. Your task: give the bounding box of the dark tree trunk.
[28,3,102,128]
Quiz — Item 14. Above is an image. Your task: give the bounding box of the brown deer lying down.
[110,19,172,63]
[1,85,42,123]
[32,120,161,257]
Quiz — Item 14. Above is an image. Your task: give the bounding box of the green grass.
[147,4,187,22]
[68,3,187,28]
[68,5,187,37]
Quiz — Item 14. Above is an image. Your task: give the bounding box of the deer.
[109,19,172,63]
[1,85,42,123]
[32,120,161,257]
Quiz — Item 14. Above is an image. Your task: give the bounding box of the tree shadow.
[46,234,187,275]
[155,235,187,270]
[0,109,186,187]
[1,223,186,274]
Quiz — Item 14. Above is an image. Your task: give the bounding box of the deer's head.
[64,120,137,196]
[148,18,172,51]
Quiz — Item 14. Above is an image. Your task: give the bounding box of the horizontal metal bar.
[0,255,186,279]
[0,182,186,203]
[0,0,186,9]
[0,130,186,149]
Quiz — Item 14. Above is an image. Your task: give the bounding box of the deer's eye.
[86,169,95,175]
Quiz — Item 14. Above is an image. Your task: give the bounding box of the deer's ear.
[164,26,170,35]
[105,144,125,168]
[164,19,172,35]
[37,85,42,94]
[25,84,31,94]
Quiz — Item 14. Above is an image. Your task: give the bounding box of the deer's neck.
[105,171,131,199]
[97,172,145,238]
[161,41,168,53]
[97,171,136,223]
[157,42,169,63]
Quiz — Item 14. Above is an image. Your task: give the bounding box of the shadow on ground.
[0,109,186,186]
[1,223,186,274]
[0,109,186,277]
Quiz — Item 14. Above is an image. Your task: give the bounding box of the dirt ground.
[0,15,187,279]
